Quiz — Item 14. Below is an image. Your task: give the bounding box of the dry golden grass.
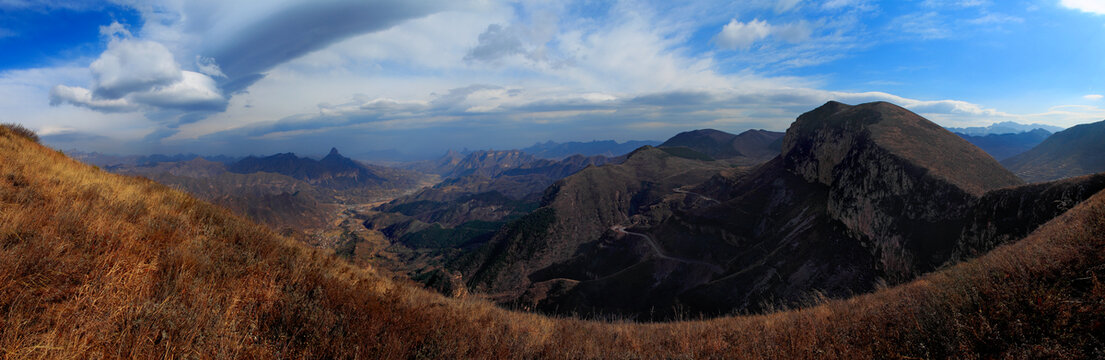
[1,123,1104,359]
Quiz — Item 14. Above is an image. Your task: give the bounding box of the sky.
[0,0,1103,159]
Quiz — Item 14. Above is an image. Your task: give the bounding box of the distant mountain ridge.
[955,129,1051,161]
[947,121,1063,136]
[66,150,240,167]
[522,140,660,159]
[1003,119,1105,182]
[228,147,410,190]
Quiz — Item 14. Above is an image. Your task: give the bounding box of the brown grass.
[0,123,38,143]
[1,124,1104,358]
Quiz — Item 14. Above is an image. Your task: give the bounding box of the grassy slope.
[2,125,1104,358]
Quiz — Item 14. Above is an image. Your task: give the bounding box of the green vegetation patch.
[399,220,505,249]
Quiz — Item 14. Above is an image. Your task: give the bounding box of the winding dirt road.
[672,188,720,204]
[612,226,724,274]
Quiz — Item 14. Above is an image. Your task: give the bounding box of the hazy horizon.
[1,0,1103,157]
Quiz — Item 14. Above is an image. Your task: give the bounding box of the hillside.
[361,153,619,285]
[454,146,736,308]
[1003,119,1105,182]
[2,123,1105,358]
[443,150,542,178]
[955,128,1051,161]
[659,128,784,162]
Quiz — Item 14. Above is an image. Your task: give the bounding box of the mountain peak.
[783,101,1022,195]
[328,147,341,157]
[660,128,783,161]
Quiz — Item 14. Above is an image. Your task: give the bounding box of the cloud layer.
[0,0,1100,157]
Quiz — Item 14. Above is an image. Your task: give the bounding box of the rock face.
[780,101,1023,280]
[782,101,1022,196]
[454,101,1104,320]
[1003,119,1105,183]
[454,147,733,304]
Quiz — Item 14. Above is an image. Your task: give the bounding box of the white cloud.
[49,85,137,113]
[49,22,228,115]
[1061,0,1105,15]
[775,0,802,13]
[89,36,183,99]
[195,56,226,78]
[128,71,226,111]
[922,0,988,8]
[890,12,951,39]
[714,18,813,50]
[772,21,813,42]
[821,0,874,11]
[715,19,773,49]
[1084,94,1104,100]
[967,13,1023,25]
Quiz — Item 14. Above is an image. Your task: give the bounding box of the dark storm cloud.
[207,0,454,94]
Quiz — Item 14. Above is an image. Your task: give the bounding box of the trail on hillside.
[612,226,724,273]
[672,188,719,204]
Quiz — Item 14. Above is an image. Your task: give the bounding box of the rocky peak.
[782,101,1022,196]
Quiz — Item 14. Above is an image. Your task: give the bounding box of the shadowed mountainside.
[659,128,784,163]
[453,146,736,308]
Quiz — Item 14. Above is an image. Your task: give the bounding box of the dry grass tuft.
[0,123,38,143]
[1,124,1104,358]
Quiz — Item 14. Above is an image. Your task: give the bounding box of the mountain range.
[446,102,1105,319]
[947,121,1064,136]
[954,128,1052,161]
[5,109,1105,357]
[65,151,240,167]
[1003,119,1105,183]
[522,140,661,159]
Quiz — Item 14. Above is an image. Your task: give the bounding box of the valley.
[79,101,1105,323]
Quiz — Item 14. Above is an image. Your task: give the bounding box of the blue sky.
[0,0,1103,159]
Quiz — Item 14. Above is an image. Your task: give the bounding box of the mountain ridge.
[453,101,1098,319]
[1002,119,1105,183]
